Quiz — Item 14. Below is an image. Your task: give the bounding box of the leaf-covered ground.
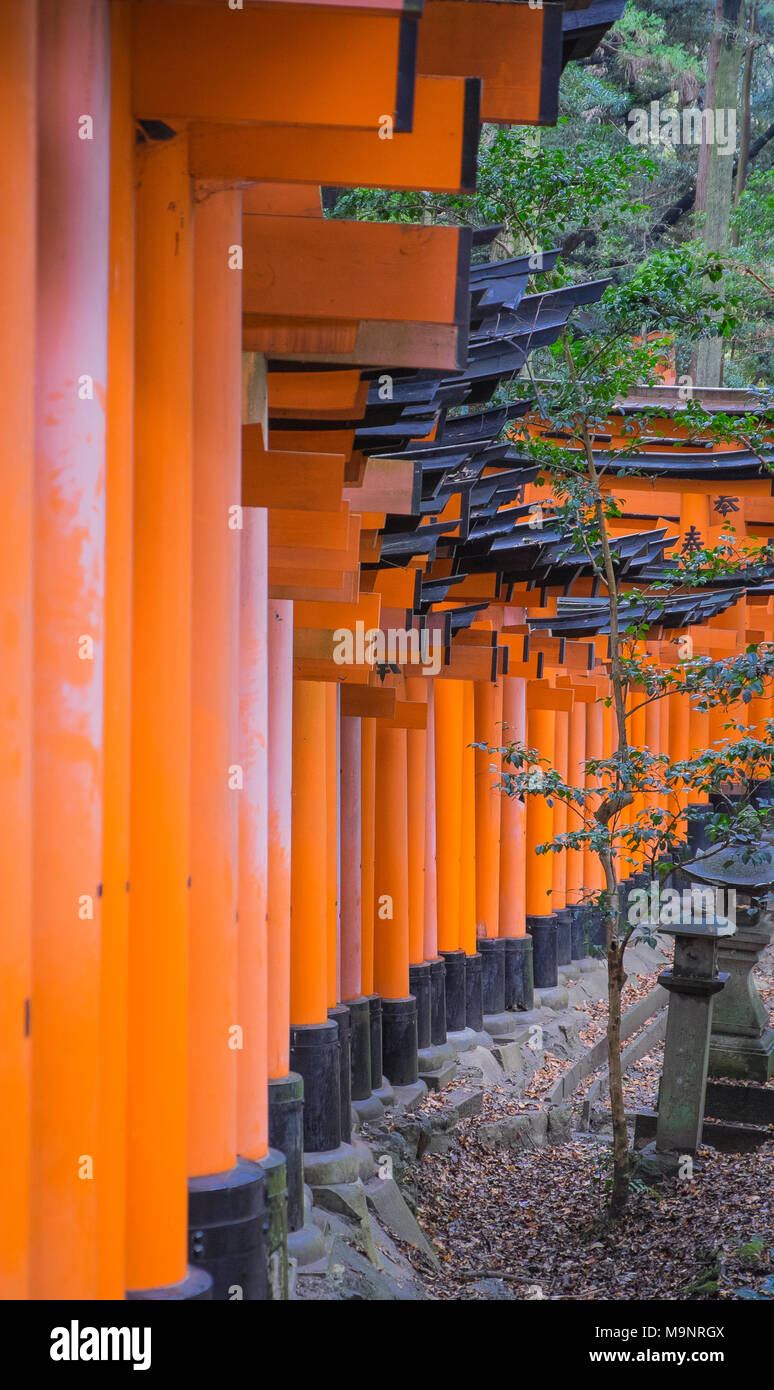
[408,1128,774,1301]
[401,956,774,1301]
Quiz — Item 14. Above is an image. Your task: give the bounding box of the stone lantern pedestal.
[687,850,774,1083]
[637,907,733,1175]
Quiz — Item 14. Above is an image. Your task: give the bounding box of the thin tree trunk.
[565,337,632,1212]
[696,0,724,214]
[731,2,757,246]
[606,939,629,1215]
[695,0,745,387]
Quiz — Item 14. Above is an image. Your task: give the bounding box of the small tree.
[485,252,774,1216]
[333,120,774,1213]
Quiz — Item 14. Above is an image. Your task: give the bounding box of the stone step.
[490,1040,525,1076]
[418,1060,457,1092]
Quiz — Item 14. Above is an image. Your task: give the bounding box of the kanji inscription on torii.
[681,524,703,555]
[714,495,740,517]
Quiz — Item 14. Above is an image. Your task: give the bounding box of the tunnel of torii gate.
[22,0,774,1306]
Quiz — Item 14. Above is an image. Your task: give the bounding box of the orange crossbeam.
[132,3,414,130]
[417,0,562,124]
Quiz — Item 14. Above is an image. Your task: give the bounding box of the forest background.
[330,0,774,391]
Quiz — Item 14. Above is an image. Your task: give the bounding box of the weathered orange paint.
[32,0,110,1300]
[0,0,35,1302]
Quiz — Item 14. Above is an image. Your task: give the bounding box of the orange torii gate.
[1,0,639,1305]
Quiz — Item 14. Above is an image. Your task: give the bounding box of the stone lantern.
[644,900,735,1166]
[685,841,774,1083]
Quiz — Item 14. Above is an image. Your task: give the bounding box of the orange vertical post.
[98,0,134,1299]
[406,676,433,1050]
[267,599,293,1082]
[265,596,303,1239]
[525,704,556,917]
[340,709,375,1105]
[374,723,418,1083]
[566,696,587,910]
[644,696,662,872]
[434,680,464,952]
[668,689,691,826]
[0,0,35,1302]
[584,698,606,903]
[553,707,569,911]
[237,509,269,1165]
[552,703,570,967]
[325,683,340,1009]
[460,682,477,955]
[290,681,329,1027]
[340,714,363,1002]
[708,700,731,749]
[474,679,502,937]
[289,680,343,1154]
[657,679,670,829]
[405,677,428,967]
[189,188,241,1177]
[360,717,376,999]
[126,134,201,1298]
[526,696,557,988]
[499,675,530,1005]
[424,684,439,962]
[188,186,270,1301]
[499,674,526,936]
[32,0,110,1300]
[374,726,411,997]
[629,693,648,871]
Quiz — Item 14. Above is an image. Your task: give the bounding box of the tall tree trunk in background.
[695,0,723,214]
[731,2,757,247]
[695,0,745,387]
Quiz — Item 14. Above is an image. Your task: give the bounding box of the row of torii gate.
[3,0,771,1303]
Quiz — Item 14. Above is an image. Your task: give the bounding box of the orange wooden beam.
[417,0,562,124]
[132,3,415,130]
[242,435,347,514]
[189,75,480,194]
[243,215,471,329]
